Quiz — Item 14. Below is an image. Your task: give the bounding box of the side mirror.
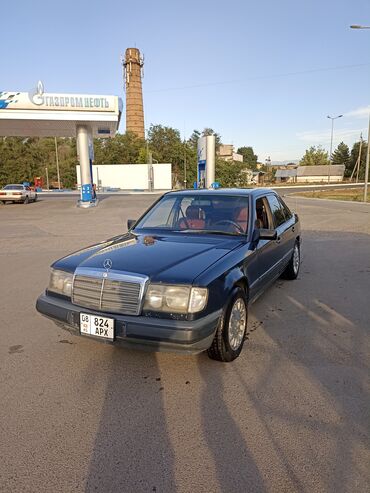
[258,228,277,240]
[127,219,136,230]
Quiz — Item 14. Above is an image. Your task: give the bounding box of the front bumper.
[36,293,221,354]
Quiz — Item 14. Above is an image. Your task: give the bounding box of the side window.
[266,194,286,228]
[278,197,293,220]
[255,197,273,229]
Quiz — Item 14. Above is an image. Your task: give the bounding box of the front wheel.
[281,241,300,280]
[207,287,248,362]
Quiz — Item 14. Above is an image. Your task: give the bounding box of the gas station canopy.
[0,87,122,138]
[0,83,122,206]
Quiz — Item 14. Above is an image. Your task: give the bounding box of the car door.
[246,195,278,299]
[277,195,297,269]
[25,186,34,200]
[266,193,295,275]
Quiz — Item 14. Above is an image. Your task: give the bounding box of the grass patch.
[293,188,370,202]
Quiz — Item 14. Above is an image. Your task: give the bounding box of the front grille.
[72,269,146,315]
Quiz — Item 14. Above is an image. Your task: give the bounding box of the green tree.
[332,141,350,166]
[188,130,201,149]
[188,128,221,150]
[201,128,221,149]
[146,124,185,186]
[216,158,250,187]
[94,131,145,164]
[347,140,368,179]
[237,146,258,169]
[299,146,329,166]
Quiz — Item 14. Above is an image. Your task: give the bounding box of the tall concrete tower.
[123,48,145,139]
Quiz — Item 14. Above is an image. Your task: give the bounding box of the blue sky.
[2,0,370,162]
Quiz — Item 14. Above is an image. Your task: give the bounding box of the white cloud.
[345,106,370,119]
[296,127,366,144]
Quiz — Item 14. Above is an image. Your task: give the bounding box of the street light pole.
[327,115,343,183]
[350,24,370,201]
[364,112,370,202]
[54,137,61,190]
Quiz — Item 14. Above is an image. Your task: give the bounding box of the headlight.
[144,284,208,313]
[48,269,73,297]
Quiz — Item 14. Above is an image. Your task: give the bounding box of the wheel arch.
[234,277,250,301]
[223,266,250,303]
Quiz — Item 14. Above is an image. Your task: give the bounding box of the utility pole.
[45,167,49,190]
[327,114,343,183]
[183,123,187,189]
[54,137,61,190]
[349,135,361,182]
[184,140,187,189]
[364,112,370,202]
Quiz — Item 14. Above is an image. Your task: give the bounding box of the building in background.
[217,144,243,162]
[76,163,172,191]
[122,48,145,138]
[275,164,345,183]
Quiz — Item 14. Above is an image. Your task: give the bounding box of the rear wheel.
[207,287,248,362]
[281,241,300,280]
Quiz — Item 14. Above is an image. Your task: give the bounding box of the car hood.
[53,232,243,284]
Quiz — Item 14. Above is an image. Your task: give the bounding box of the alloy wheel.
[228,298,247,350]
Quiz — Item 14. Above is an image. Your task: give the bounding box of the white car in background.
[0,184,37,204]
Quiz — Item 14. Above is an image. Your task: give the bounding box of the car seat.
[178,205,205,229]
[233,207,248,232]
[256,206,266,229]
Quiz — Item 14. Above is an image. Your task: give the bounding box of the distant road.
[38,182,365,199]
[272,182,365,195]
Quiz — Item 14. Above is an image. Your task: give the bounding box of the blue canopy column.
[76,125,96,207]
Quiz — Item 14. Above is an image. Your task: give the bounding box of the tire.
[0,200,4,205]
[24,195,29,204]
[281,241,300,280]
[33,194,38,202]
[207,287,248,362]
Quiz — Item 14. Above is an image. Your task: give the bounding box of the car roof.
[166,188,276,198]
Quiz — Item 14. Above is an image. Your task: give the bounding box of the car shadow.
[197,354,266,492]
[233,230,370,492]
[84,347,176,492]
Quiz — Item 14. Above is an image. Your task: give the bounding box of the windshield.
[4,185,23,190]
[135,194,249,235]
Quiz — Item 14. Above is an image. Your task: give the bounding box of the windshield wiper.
[178,229,242,236]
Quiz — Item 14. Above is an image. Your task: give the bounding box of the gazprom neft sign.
[0,89,117,112]
[40,95,111,109]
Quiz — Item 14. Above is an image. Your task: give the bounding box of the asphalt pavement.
[0,194,369,492]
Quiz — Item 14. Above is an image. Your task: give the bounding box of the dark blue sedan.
[36,188,301,362]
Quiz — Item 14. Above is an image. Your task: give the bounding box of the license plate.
[80,313,114,340]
